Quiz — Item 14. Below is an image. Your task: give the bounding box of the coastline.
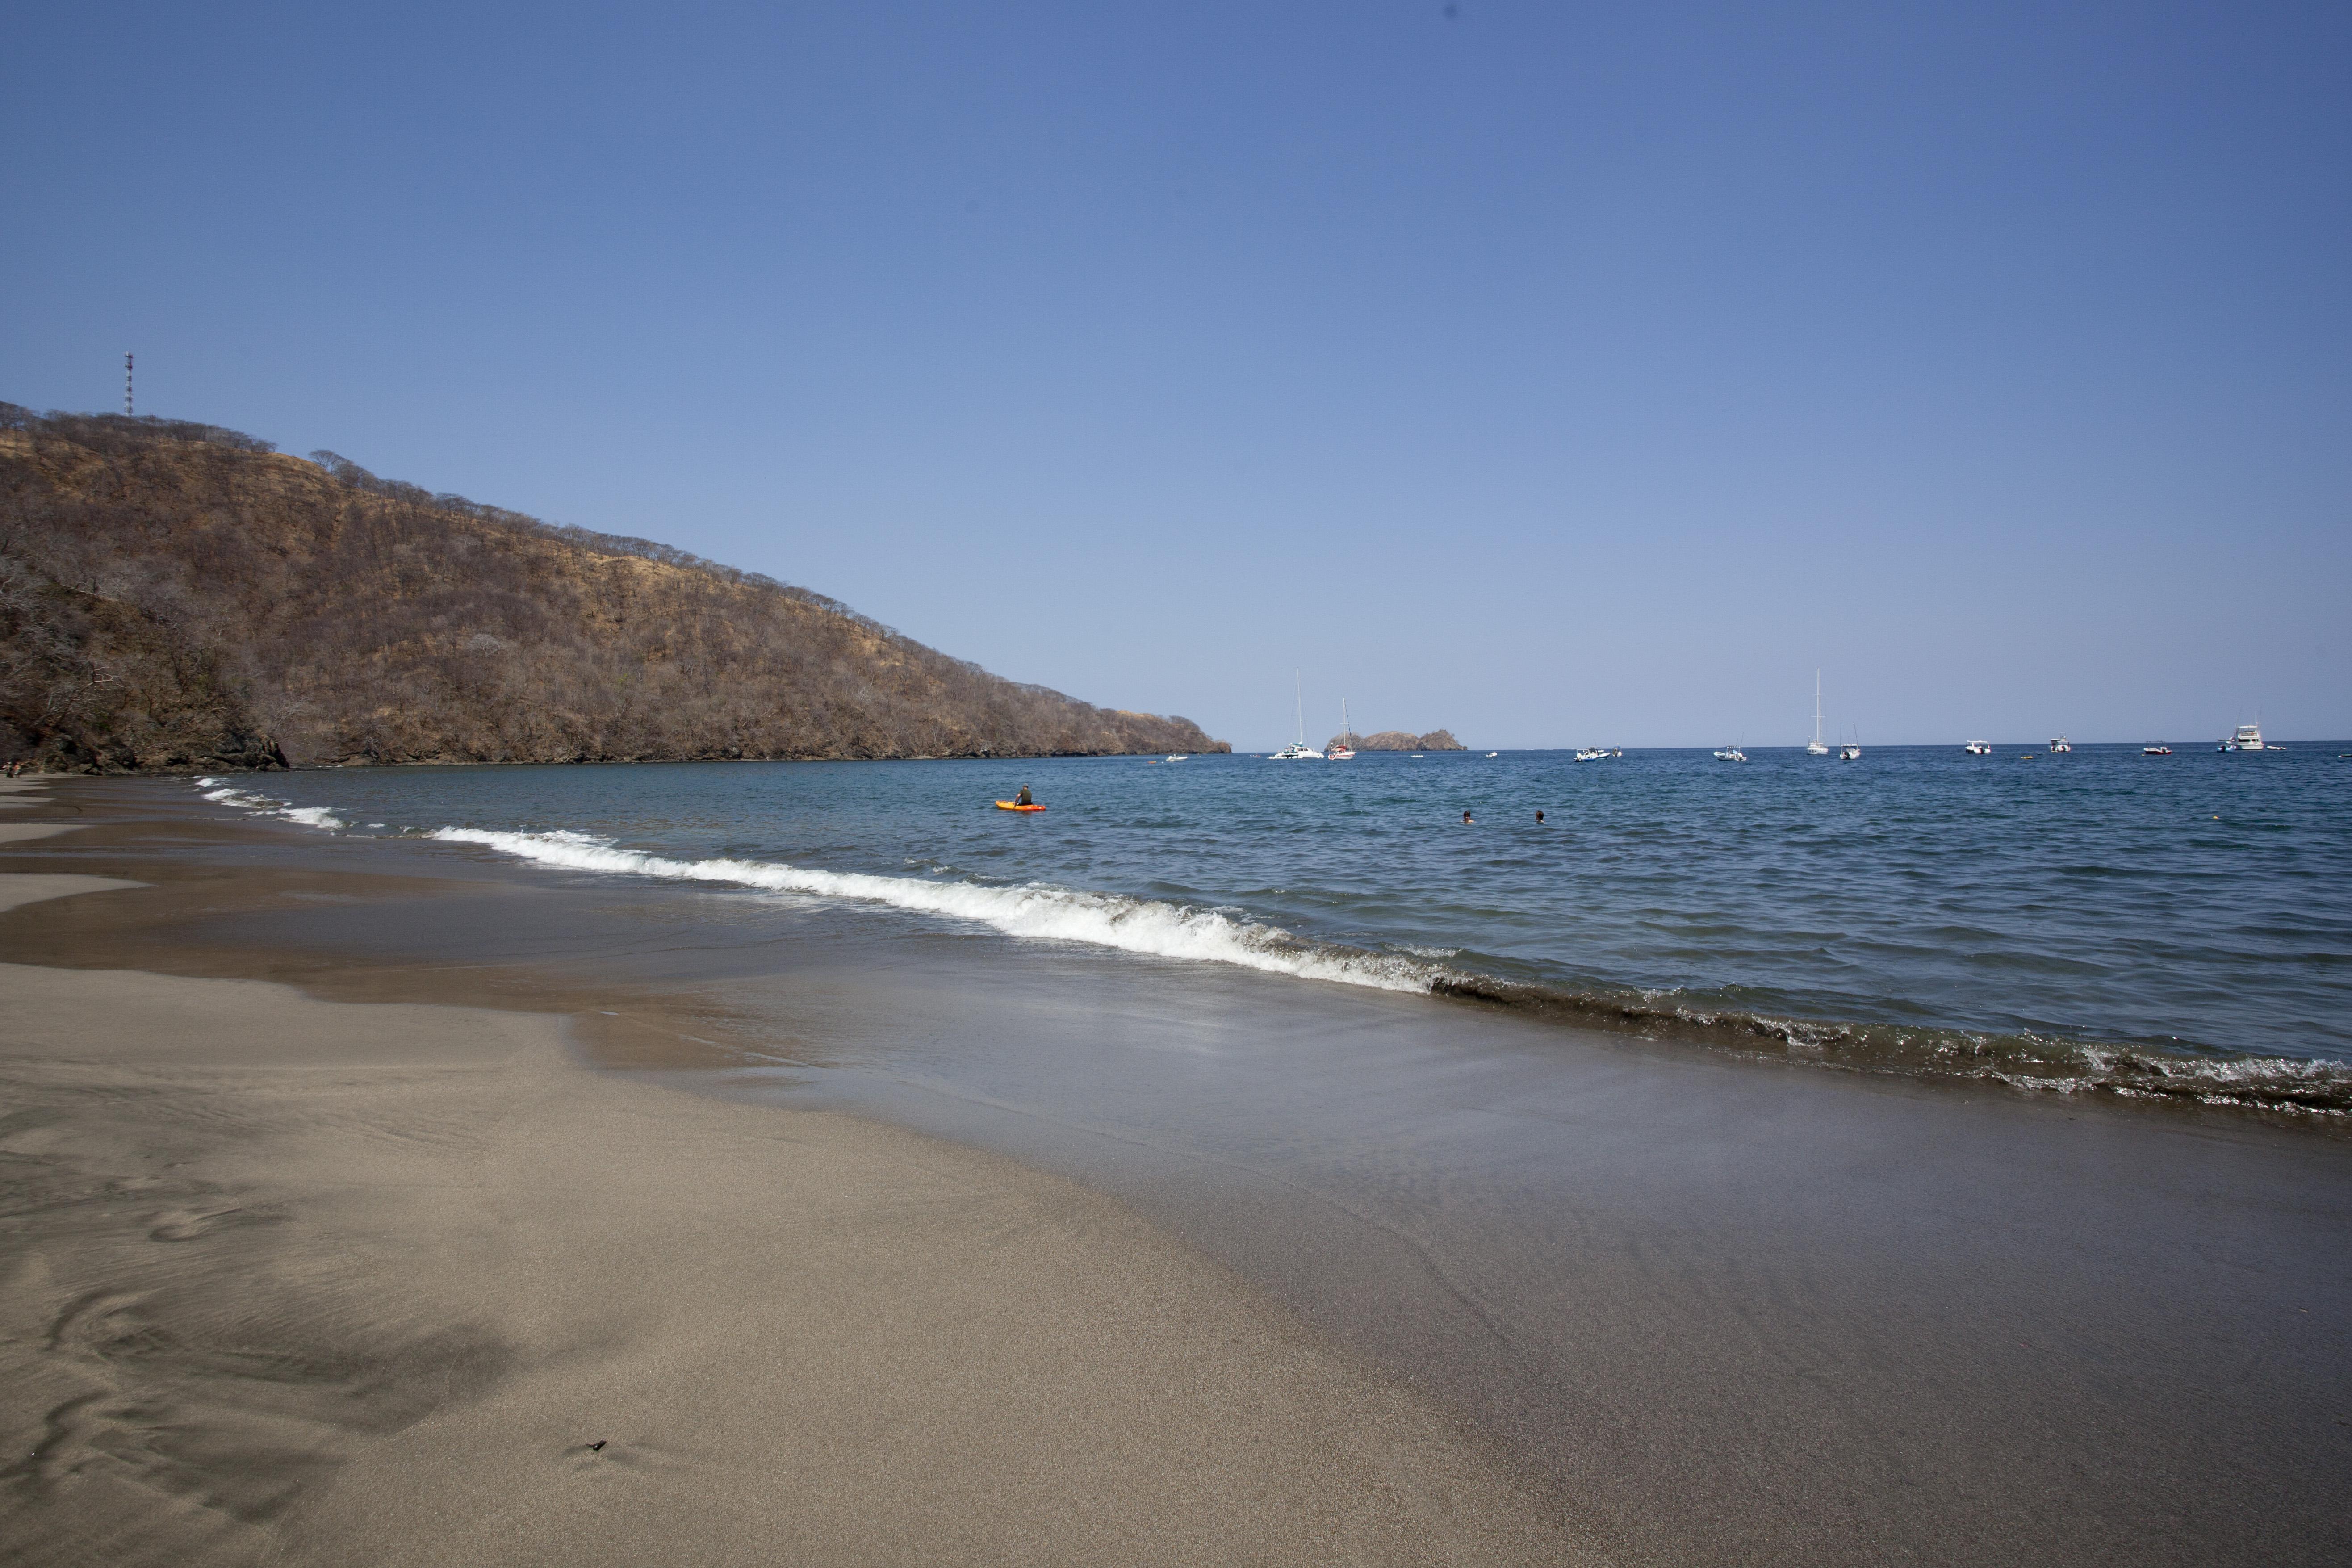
[7,777,2351,1566]
[0,781,1578,1566]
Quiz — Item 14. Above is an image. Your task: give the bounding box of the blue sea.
[197,742,2352,1112]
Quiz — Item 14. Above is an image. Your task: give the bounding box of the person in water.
[1016,785,1034,807]
[1535,810,1544,824]
[1462,809,1474,825]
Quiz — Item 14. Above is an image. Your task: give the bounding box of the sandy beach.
[0,779,1580,1567]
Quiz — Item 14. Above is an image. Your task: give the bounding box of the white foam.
[430,827,1437,993]
[194,781,343,832]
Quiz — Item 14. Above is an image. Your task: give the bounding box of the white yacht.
[1714,744,1748,762]
[1324,701,1356,760]
[2220,723,2275,752]
[1806,671,1830,756]
[1268,673,1322,760]
[2049,736,2072,753]
[1964,740,1993,755]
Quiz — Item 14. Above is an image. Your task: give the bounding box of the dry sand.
[0,870,1584,1566]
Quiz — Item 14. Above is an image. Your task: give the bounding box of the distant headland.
[0,405,1229,773]
[1334,730,1465,752]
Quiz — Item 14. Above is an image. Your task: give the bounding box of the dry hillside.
[0,406,1226,771]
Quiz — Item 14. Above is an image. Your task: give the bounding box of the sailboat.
[1324,700,1356,760]
[1269,673,1321,760]
[1806,671,1830,756]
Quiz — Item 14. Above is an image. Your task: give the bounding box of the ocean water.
[197,743,2352,1112]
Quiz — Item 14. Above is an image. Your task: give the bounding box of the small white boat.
[1166,754,1188,762]
[2143,744,2173,756]
[1964,740,1993,755]
[1324,700,1356,760]
[2220,723,2276,752]
[1806,671,1831,755]
[1485,751,1499,758]
[2048,736,2072,753]
[1575,746,1608,762]
[1714,745,1748,763]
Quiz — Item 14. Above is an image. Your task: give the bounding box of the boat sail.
[1325,700,1356,760]
[1269,673,1321,760]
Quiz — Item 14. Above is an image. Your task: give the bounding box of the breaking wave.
[195,779,345,831]
[427,827,1435,991]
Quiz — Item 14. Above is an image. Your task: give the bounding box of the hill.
[0,406,1227,772]
[1337,730,1466,752]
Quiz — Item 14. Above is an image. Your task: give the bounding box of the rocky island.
[0,405,1229,772]
[1336,729,1466,752]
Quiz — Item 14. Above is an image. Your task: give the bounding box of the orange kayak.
[994,800,1046,812]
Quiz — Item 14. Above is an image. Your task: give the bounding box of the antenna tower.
[124,353,134,417]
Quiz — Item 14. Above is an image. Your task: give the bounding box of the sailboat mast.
[1813,670,1824,748]
[1294,671,1305,746]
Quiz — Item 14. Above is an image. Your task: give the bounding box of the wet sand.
[0,781,1581,1566]
[5,776,2350,1567]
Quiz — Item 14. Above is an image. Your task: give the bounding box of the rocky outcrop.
[0,405,1229,772]
[1339,730,1467,752]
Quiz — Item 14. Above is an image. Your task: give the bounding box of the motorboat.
[1575,746,1609,762]
[2220,723,2276,752]
[1838,744,1862,761]
[1166,754,1188,762]
[1806,671,1830,755]
[1964,740,1993,755]
[1485,751,1499,758]
[1714,745,1748,762]
[2143,744,2173,755]
[2048,736,2072,753]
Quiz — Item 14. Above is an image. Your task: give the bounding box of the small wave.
[1429,975,2352,1117]
[429,828,1436,991]
[194,782,343,832]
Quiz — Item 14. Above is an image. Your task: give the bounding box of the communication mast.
[124,353,134,416]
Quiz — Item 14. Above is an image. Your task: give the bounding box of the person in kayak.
[1016,785,1034,807]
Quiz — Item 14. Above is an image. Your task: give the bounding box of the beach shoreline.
[6,776,2350,1567]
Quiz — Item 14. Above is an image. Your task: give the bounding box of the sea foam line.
[193,779,346,831]
[429,827,1436,991]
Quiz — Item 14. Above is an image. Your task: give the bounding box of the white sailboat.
[1324,700,1356,760]
[1269,673,1321,760]
[1806,671,1830,756]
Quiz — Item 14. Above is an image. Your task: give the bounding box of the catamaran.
[1269,673,1321,760]
[1324,701,1356,760]
[1806,671,1830,756]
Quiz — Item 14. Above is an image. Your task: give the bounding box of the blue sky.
[5,2,2345,748]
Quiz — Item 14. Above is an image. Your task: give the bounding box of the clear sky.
[6,2,2346,749]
